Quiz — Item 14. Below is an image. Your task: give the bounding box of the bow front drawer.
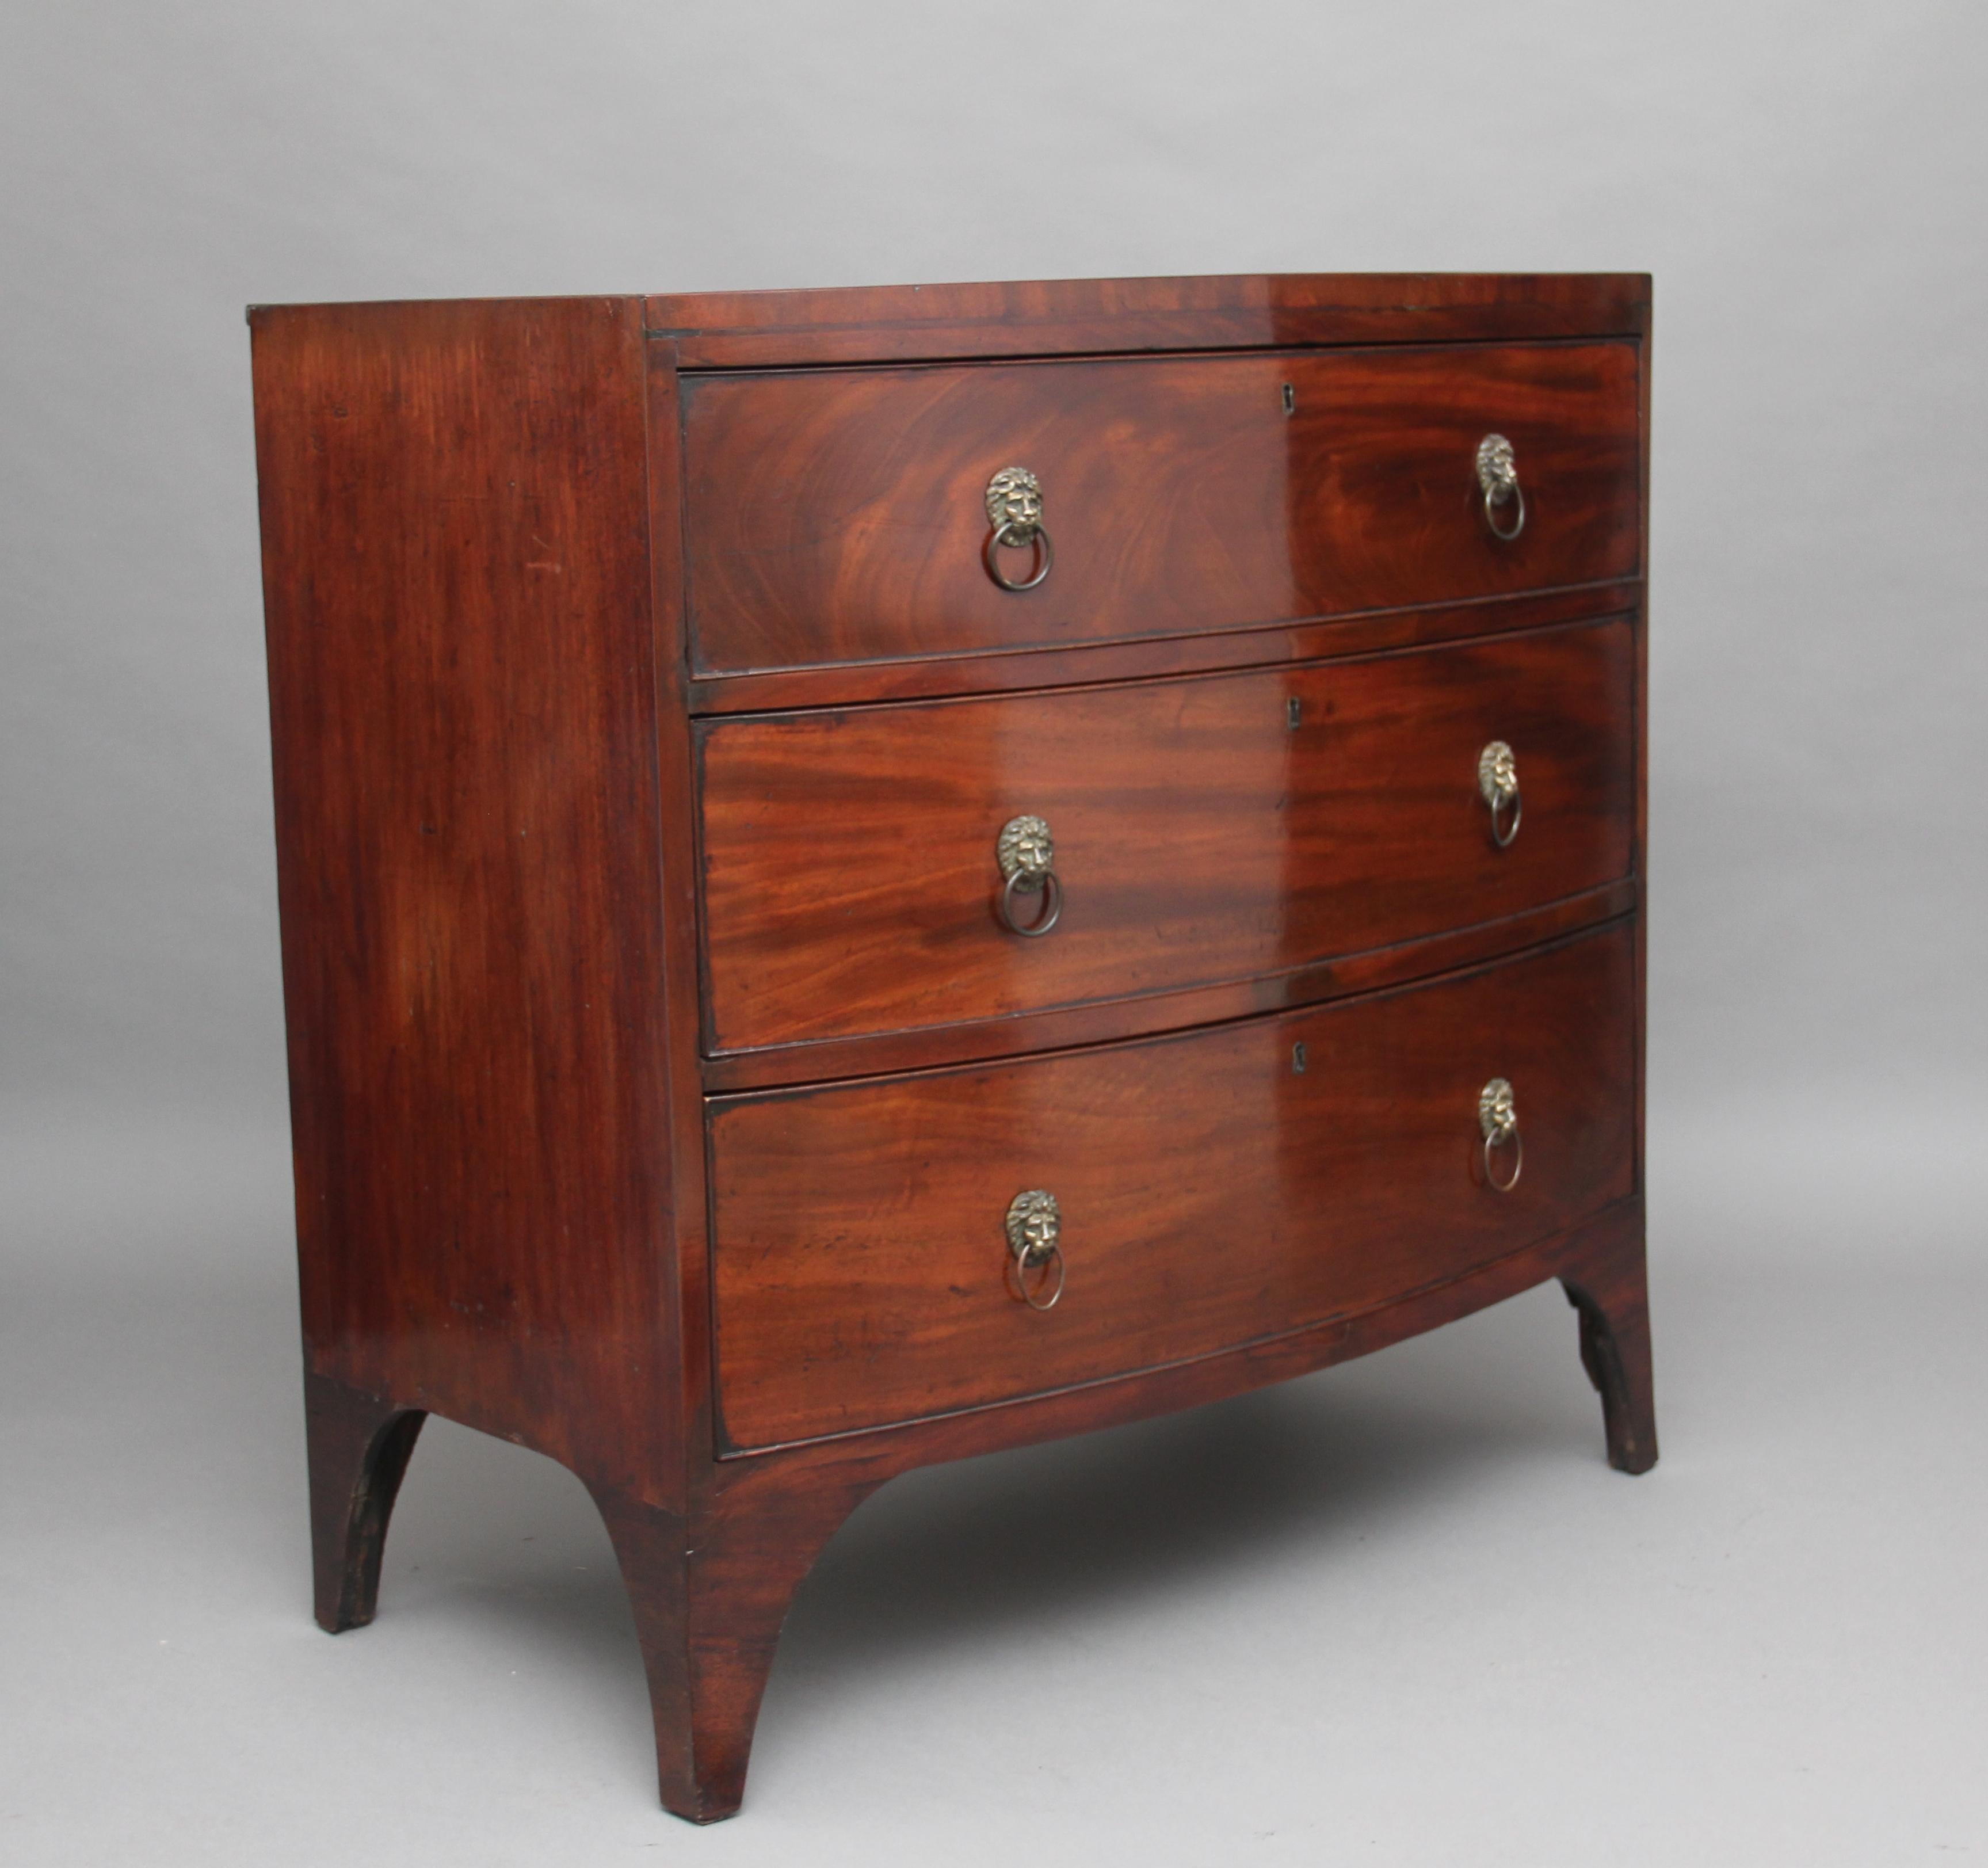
[681,341,1640,676]
[697,617,1634,1056]
[708,921,1636,1451]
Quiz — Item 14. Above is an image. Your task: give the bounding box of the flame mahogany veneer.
[680,341,1640,674]
[251,273,1654,1824]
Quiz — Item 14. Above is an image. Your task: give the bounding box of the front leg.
[586,1457,883,1824]
[1558,1207,1658,1474]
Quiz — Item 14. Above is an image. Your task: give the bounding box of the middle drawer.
[697,617,1634,1057]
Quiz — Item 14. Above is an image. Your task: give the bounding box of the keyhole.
[1287,697,1302,729]
[1281,383,1296,417]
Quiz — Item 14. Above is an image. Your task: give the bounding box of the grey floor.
[4,1099,1983,1866]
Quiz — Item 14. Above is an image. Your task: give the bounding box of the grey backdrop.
[4,4,1985,1862]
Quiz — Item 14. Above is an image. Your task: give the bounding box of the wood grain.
[709,922,1636,1450]
[699,619,1635,1057]
[251,296,677,1498]
[682,341,1640,676]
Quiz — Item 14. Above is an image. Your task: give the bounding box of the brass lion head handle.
[1475,434,1526,542]
[1478,1077,1523,1193]
[1478,740,1522,848]
[1005,1188,1065,1310]
[996,814,1062,936]
[983,467,1054,592]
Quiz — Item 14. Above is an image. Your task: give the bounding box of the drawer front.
[682,342,1640,676]
[699,619,1635,1055]
[710,922,1636,1450]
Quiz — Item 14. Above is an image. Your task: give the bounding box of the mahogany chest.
[250,272,1656,1822]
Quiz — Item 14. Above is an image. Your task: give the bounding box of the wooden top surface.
[250,274,1650,369]
[646,272,1650,365]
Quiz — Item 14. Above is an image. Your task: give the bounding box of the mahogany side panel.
[648,271,1652,367]
[699,620,1635,1057]
[709,922,1636,1451]
[681,341,1640,676]
[251,296,677,1499]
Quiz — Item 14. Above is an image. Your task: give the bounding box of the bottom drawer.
[709,922,1637,1452]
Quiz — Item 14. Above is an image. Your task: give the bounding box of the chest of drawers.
[251,272,1655,1823]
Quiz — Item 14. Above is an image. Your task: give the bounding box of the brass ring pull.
[984,467,1054,592]
[1006,1189,1065,1311]
[1478,1077,1523,1193]
[1478,740,1522,848]
[997,814,1062,937]
[985,520,1054,592]
[1000,866,1063,936]
[1475,434,1526,542]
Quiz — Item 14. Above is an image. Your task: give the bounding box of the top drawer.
[681,342,1641,677]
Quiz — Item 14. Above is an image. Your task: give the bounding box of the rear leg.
[303,1371,427,1631]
